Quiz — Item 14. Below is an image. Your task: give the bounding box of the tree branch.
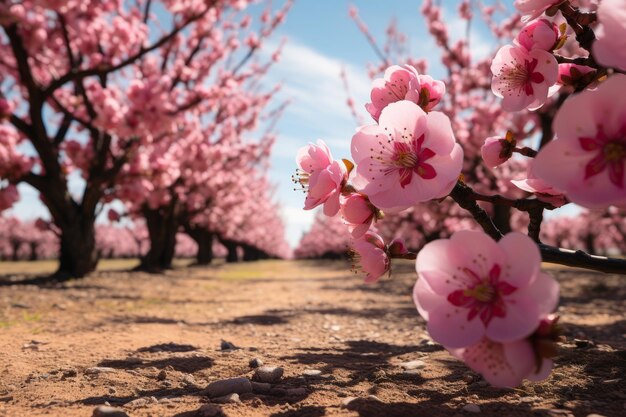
[449,182,503,240]
[539,244,626,274]
[450,182,626,275]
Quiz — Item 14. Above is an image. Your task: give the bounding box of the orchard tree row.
[0,0,292,277]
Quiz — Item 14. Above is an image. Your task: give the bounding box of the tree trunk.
[242,245,255,262]
[139,201,180,272]
[219,238,239,263]
[29,242,38,261]
[584,233,595,255]
[185,225,214,265]
[56,217,98,279]
[11,240,20,261]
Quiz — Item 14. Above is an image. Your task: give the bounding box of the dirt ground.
[0,259,624,417]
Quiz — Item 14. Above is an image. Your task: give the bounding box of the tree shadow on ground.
[229,314,292,325]
[98,355,214,373]
[136,343,199,353]
[97,343,213,373]
[281,340,429,388]
[79,387,195,406]
[269,405,326,417]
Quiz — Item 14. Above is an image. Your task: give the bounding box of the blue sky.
[266,0,495,246]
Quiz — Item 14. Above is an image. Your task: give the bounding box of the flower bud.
[481,132,516,169]
[516,19,559,51]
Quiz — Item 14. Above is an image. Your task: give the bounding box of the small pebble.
[182,374,196,386]
[205,377,252,398]
[402,369,421,377]
[220,340,238,350]
[62,369,78,379]
[213,393,241,404]
[197,404,222,417]
[303,369,322,376]
[399,360,426,370]
[125,397,151,408]
[341,397,358,408]
[286,388,306,396]
[251,382,271,393]
[85,367,116,375]
[92,405,130,417]
[254,366,284,383]
[157,370,167,381]
[462,403,481,413]
[248,358,264,368]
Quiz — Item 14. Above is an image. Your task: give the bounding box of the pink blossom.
[365,65,445,121]
[351,100,463,211]
[593,0,626,72]
[516,19,558,51]
[351,232,390,283]
[557,63,596,88]
[294,140,347,216]
[533,74,626,208]
[413,231,559,348]
[0,98,13,119]
[514,0,559,22]
[448,337,552,387]
[410,74,446,113]
[366,65,417,121]
[491,45,558,112]
[340,193,376,238]
[387,238,409,257]
[0,184,19,212]
[481,133,516,169]
[512,161,567,207]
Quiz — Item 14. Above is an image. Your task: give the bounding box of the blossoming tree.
[294,0,626,387]
[0,0,289,278]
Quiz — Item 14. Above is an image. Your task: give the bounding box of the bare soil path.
[0,260,624,417]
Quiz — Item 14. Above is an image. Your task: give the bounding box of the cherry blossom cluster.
[295,0,626,387]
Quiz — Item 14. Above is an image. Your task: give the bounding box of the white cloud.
[262,38,371,127]
[280,205,317,247]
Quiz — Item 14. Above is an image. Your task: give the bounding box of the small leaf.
[342,158,355,174]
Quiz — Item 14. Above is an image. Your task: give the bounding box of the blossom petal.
[498,232,541,288]
[427,303,485,348]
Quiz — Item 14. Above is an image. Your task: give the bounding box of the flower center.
[604,142,626,163]
[464,281,496,303]
[502,58,544,96]
[580,127,626,188]
[447,264,518,326]
[395,150,418,168]
[291,169,310,193]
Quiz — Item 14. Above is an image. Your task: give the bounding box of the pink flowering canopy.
[351,101,463,211]
[534,74,626,208]
[414,231,559,348]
